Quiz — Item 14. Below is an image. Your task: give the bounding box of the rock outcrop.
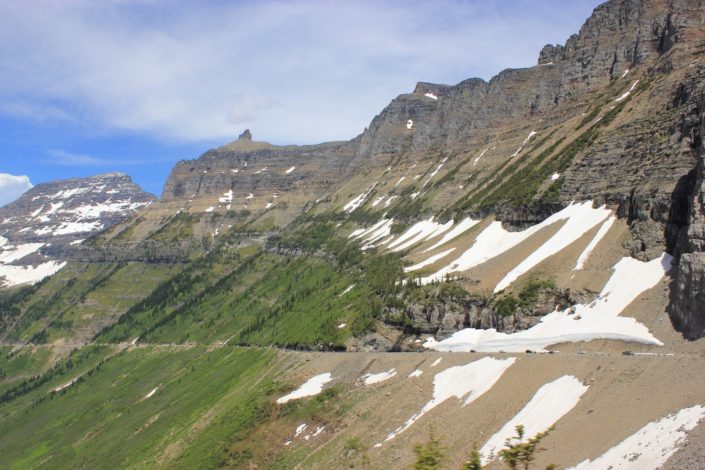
[161,131,353,211]
[669,86,705,339]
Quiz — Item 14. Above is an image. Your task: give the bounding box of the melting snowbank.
[0,243,43,264]
[426,253,671,352]
[362,369,397,385]
[404,248,456,273]
[568,405,705,470]
[380,357,515,443]
[386,218,453,253]
[419,202,611,287]
[0,261,67,287]
[0,244,66,286]
[422,218,479,253]
[480,375,588,462]
[276,373,333,404]
[344,184,377,213]
[219,190,233,204]
[494,202,612,292]
[573,216,615,270]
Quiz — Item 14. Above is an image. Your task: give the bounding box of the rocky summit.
[1,1,705,469]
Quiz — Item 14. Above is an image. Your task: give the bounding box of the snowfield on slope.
[362,369,397,385]
[425,253,671,352]
[422,218,479,253]
[276,373,333,404]
[385,218,453,253]
[416,201,612,288]
[0,261,67,287]
[404,248,456,273]
[568,405,705,470]
[480,375,588,462]
[379,357,515,444]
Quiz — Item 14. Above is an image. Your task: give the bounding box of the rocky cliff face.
[157,0,705,338]
[161,130,357,217]
[669,86,705,339]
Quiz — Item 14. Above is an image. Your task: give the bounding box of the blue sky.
[0,0,603,202]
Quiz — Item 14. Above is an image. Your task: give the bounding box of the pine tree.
[498,425,553,470]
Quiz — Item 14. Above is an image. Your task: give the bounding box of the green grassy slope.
[0,345,277,469]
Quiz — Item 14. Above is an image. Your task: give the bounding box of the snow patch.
[362,368,396,385]
[276,373,333,404]
[423,218,479,253]
[337,323,347,329]
[294,423,308,437]
[145,386,160,399]
[408,369,423,378]
[480,375,588,462]
[286,166,296,174]
[568,405,705,470]
[54,221,103,235]
[495,202,613,292]
[418,202,610,287]
[510,130,537,158]
[344,184,377,213]
[381,357,515,443]
[0,243,43,264]
[204,207,215,213]
[423,158,447,187]
[425,253,671,352]
[404,248,456,273]
[615,80,640,102]
[406,119,414,129]
[339,284,355,296]
[573,216,615,270]
[551,172,561,181]
[351,219,395,248]
[386,218,454,253]
[394,176,406,188]
[424,92,438,100]
[473,148,489,166]
[430,357,442,367]
[219,190,233,204]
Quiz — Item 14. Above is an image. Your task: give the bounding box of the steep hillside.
[1,0,705,468]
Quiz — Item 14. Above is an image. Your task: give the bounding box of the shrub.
[412,427,445,470]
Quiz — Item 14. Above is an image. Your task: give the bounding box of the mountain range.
[0,0,704,468]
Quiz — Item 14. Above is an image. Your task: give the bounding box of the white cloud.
[0,0,602,145]
[0,174,33,207]
[47,149,105,166]
[45,149,179,167]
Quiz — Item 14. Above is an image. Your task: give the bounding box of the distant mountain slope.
[0,172,154,287]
